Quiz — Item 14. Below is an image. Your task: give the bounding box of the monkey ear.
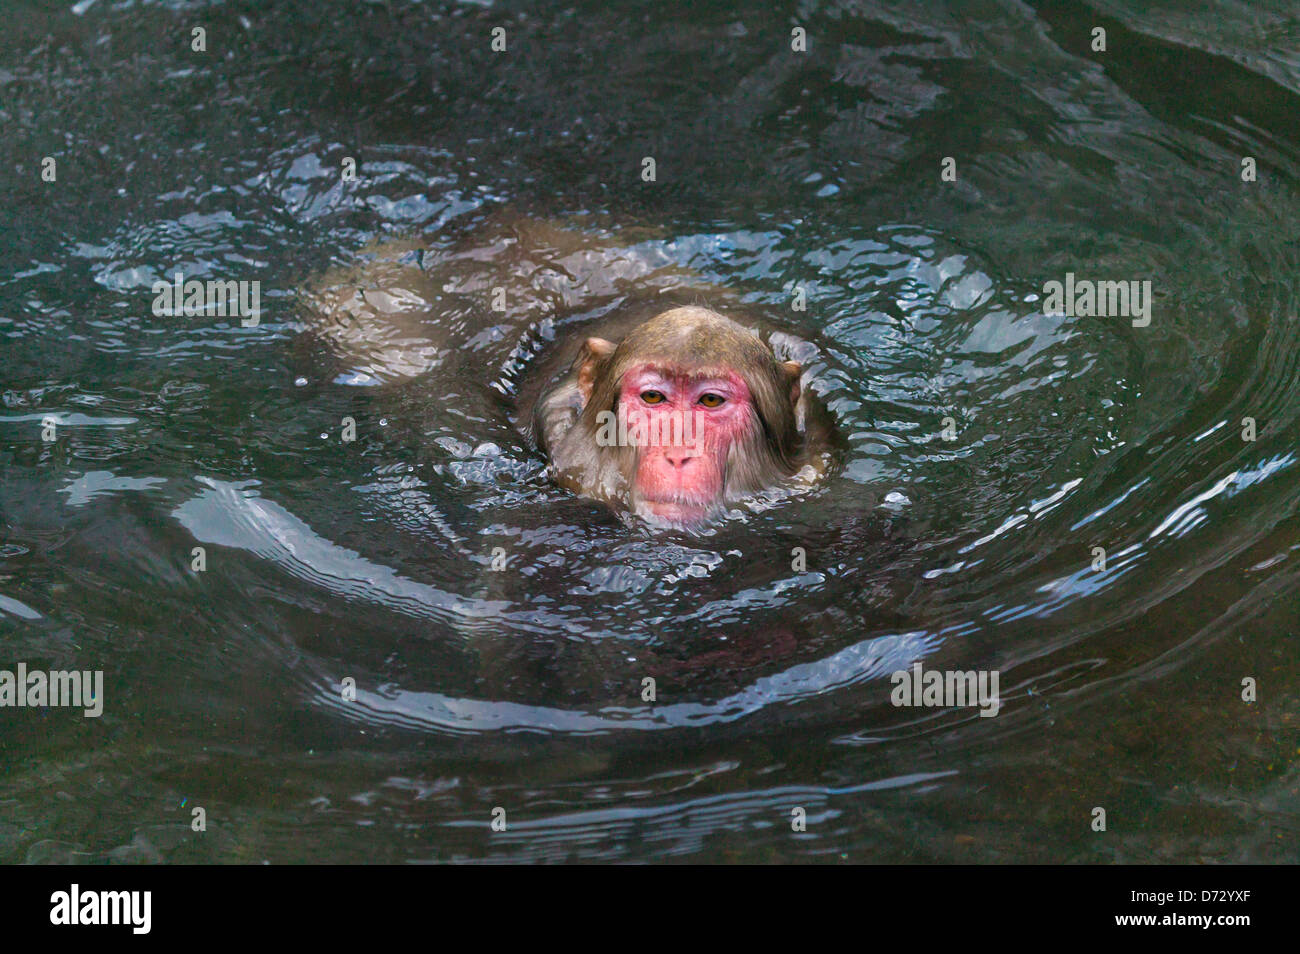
[778,360,802,407]
[576,337,617,404]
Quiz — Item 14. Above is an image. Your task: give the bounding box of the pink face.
[617,363,755,523]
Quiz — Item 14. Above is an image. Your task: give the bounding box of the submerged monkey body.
[304,214,836,529]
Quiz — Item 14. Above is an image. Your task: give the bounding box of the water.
[2,0,1297,863]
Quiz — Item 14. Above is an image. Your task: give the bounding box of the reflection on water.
[0,0,1297,863]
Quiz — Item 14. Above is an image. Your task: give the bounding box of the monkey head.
[537,306,808,527]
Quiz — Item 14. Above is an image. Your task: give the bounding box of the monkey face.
[538,307,814,530]
[617,363,755,525]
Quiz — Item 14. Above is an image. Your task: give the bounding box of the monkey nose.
[661,446,696,468]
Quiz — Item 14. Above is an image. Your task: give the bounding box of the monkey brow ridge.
[634,361,741,384]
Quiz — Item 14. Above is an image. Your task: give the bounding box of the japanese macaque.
[528,305,828,527]
[302,212,836,528]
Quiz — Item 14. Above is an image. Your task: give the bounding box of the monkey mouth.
[638,497,713,525]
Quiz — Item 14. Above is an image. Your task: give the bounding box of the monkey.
[292,214,843,696]
[524,304,833,528]
[300,211,837,530]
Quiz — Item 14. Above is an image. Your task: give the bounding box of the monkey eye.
[698,393,726,408]
[640,390,666,405]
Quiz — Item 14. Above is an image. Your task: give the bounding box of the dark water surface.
[2,0,1298,863]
